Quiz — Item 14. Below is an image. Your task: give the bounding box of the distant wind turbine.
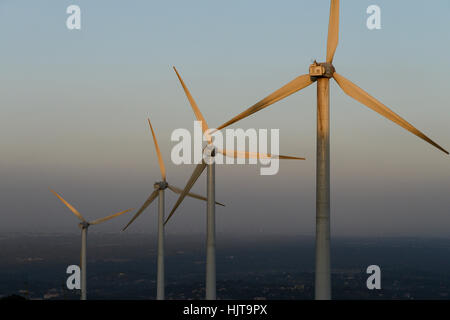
[214,0,448,300]
[121,118,224,300]
[166,66,305,300]
[50,189,133,300]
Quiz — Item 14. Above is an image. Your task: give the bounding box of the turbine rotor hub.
[309,61,335,81]
[79,221,90,229]
[203,144,216,165]
[154,181,168,190]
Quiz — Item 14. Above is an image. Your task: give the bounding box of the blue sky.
[0,1,449,236]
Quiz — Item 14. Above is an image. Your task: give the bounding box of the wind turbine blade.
[50,189,87,222]
[173,66,209,134]
[147,118,166,181]
[216,74,313,130]
[217,149,306,160]
[89,208,134,225]
[168,184,225,207]
[333,72,449,154]
[164,162,207,225]
[326,0,340,63]
[122,190,159,231]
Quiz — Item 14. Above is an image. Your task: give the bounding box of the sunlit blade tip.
[147,117,166,181]
[326,0,340,63]
[173,66,180,77]
[333,72,448,155]
[277,155,306,160]
[172,67,209,134]
[49,189,86,222]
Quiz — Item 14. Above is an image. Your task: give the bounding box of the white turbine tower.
[50,189,133,300]
[122,117,224,300]
[165,67,305,300]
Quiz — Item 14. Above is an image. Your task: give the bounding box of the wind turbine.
[214,0,448,300]
[121,117,224,300]
[166,66,305,300]
[50,189,133,300]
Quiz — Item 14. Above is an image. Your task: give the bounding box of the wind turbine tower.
[215,0,448,300]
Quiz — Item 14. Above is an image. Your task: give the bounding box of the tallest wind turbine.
[215,0,448,299]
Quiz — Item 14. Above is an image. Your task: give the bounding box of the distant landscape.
[1,233,450,300]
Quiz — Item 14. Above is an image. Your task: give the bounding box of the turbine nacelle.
[205,144,216,157]
[309,61,335,81]
[78,221,90,229]
[154,181,168,190]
